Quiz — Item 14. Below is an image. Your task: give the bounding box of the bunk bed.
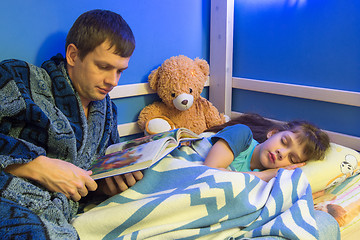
[71,78,360,240]
[72,1,360,239]
[71,80,360,240]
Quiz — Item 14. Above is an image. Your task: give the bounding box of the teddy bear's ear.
[194,58,210,76]
[148,68,159,91]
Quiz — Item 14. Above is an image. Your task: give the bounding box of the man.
[0,9,142,239]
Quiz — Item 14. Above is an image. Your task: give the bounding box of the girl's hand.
[283,162,306,170]
[254,168,279,182]
[5,155,97,202]
[245,162,305,182]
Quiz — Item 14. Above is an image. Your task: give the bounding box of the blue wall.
[0,0,210,85]
[1,0,358,137]
[233,0,360,91]
[232,0,360,137]
[0,0,210,132]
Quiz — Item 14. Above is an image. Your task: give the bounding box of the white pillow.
[301,143,360,193]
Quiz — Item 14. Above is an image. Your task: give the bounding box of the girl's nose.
[276,149,289,161]
[275,150,282,160]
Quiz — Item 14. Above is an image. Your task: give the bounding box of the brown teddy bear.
[137,55,226,135]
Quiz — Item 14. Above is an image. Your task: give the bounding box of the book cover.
[89,128,202,180]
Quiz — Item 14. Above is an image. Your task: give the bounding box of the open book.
[89,128,203,180]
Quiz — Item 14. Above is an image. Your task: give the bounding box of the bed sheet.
[72,145,320,240]
[314,173,360,240]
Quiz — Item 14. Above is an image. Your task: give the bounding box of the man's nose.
[105,71,120,86]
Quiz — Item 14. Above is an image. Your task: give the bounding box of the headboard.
[208,0,360,152]
[109,79,359,152]
[111,0,360,152]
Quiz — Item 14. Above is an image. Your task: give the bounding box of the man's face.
[67,41,130,107]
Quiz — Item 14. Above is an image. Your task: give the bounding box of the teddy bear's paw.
[145,117,175,135]
[224,114,231,122]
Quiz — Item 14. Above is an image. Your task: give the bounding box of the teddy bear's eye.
[171,93,176,97]
[189,88,193,93]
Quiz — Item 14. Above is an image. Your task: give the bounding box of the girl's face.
[254,130,307,169]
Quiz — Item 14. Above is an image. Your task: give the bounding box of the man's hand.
[96,171,143,196]
[5,155,97,202]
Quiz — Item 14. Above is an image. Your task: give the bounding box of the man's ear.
[267,129,279,139]
[66,43,79,67]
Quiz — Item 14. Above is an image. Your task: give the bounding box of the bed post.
[209,0,234,117]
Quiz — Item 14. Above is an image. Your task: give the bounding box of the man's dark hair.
[66,9,135,59]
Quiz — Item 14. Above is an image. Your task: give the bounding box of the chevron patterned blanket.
[72,145,319,240]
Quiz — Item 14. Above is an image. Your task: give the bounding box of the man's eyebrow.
[95,60,112,66]
[95,60,128,71]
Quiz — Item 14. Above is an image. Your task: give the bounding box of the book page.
[105,129,179,154]
[90,137,175,180]
[175,128,203,144]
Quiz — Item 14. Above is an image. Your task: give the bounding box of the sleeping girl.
[203,113,330,182]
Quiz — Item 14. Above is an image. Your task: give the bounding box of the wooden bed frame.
[106,3,359,239]
[110,0,359,153]
[110,76,360,152]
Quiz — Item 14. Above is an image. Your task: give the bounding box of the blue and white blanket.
[72,145,319,240]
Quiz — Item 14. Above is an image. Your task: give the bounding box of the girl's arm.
[204,124,252,169]
[204,139,235,169]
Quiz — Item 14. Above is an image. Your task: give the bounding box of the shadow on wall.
[35,31,67,66]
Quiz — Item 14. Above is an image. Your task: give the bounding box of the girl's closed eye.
[289,154,295,164]
[290,152,304,164]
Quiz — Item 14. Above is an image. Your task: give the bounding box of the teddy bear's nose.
[181,100,188,105]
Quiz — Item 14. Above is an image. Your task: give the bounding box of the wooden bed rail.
[231,111,360,152]
[232,77,360,108]
[110,80,359,152]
